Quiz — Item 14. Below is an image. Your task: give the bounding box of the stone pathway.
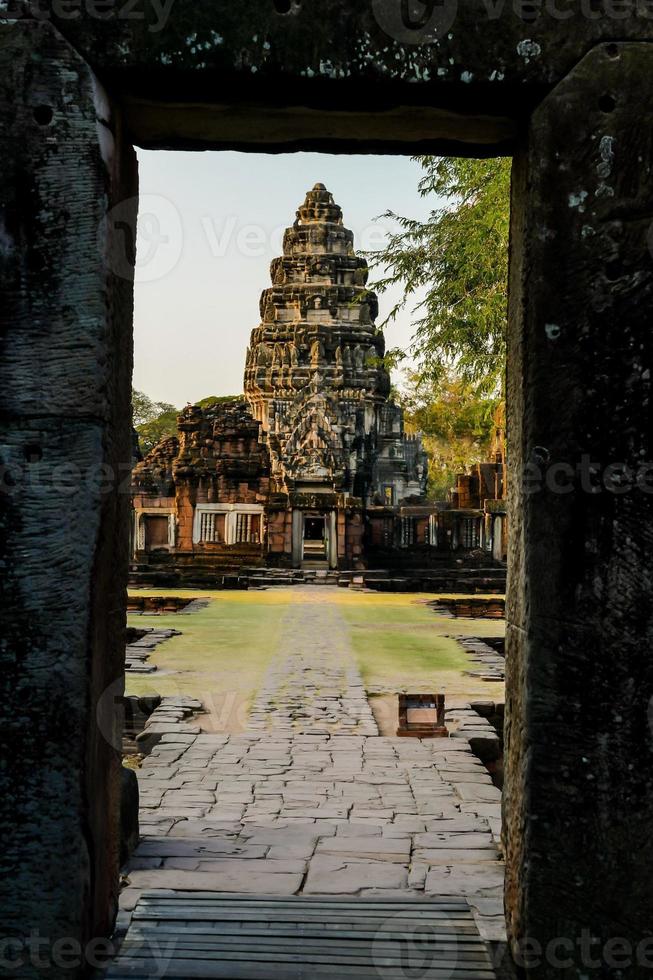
[121,589,505,943]
[248,594,377,736]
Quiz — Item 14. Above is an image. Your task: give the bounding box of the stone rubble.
[458,636,506,682]
[125,627,181,673]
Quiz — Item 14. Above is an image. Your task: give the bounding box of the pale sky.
[133,151,437,407]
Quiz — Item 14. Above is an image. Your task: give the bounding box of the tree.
[132,389,179,455]
[369,156,511,396]
[400,369,500,499]
[132,389,176,428]
[132,391,244,456]
[196,395,242,409]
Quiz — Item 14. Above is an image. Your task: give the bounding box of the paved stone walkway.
[248,594,377,736]
[121,589,505,942]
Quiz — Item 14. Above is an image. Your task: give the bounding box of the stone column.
[329,510,338,569]
[492,516,502,563]
[291,509,303,566]
[167,512,176,547]
[504,42,653,977]
[175,480,196,551]
[337,510,347,562]
[0,19,136,976]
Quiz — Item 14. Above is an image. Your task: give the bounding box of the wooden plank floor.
[106,892,497,979]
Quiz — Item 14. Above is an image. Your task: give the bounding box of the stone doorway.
[302,514,327,563]
[6,12,653,977]
[143,515,169,551]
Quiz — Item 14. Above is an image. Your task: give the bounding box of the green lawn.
[126,589,290,732]
[126,587,505,732]
[342,603,467,678]
[335,591,505,699]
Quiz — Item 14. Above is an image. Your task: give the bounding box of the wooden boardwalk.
[106,893,497,979]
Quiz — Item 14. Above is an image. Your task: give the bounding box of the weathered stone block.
[1,18,136,968]
[120,767,140,866]
[505,41,653,975]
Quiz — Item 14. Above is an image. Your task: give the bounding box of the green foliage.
[132,391,244,455]
[132,389,174,428]
[132,388,179,455]
[136,410,180,456]
[197,394,242,409]
[399,370,500,500]
[368,156,511,396]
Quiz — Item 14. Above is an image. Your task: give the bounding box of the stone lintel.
[33,3,653,152]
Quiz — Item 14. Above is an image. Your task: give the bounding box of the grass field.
[334,590,504,700]
[126,590,291,732]
[126,587,505,731]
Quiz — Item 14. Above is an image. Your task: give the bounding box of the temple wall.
[267,509,292,560]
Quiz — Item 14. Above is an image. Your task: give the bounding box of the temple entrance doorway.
[291,509,339,568]
[302,515,327,563]
[138,513,175,553]
[143,515,169,550]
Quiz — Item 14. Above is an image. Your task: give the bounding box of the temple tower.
[132,185,427,574]
[244,183,391,497]
[244,184,427,567]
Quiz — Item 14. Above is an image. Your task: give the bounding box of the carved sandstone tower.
[244,183,426,566]
[245,183,390,493]
[131,185,426,574]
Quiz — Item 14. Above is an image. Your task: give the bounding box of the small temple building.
[131,184,506,578]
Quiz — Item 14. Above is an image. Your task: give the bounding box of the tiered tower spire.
[244,184,391,492]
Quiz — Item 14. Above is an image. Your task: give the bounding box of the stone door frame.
[291,508,337,567]
[5,8,653,977]
[302,512,327,562]
[134,507,176,553]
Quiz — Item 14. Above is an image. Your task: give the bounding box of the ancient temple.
[241,182,427,566]
[134,185,487,578]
